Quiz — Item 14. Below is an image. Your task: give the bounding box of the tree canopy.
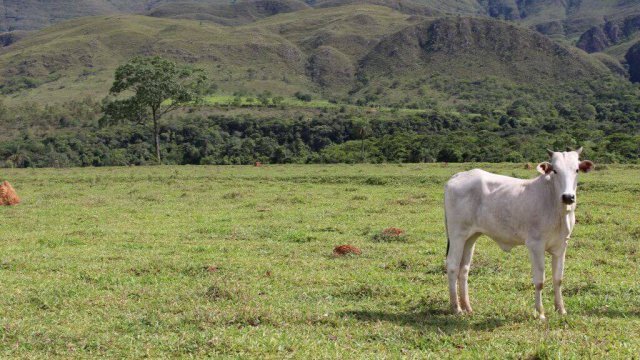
[101,56,206,163]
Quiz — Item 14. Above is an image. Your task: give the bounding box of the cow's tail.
[444,189,450,258]
[445,210,450,258]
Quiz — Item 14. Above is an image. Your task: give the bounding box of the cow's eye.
[576,169,579,173]
[552,170,557,174]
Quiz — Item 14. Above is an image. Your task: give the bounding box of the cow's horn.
[546,149,554,157]
[575,147,583,155]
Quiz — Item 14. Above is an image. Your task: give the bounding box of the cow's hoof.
[451,308,463,315]
[538,314,546,321]
[557,309,567,316]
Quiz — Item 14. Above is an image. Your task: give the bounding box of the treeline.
[1,99,638,167]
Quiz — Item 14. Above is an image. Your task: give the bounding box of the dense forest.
[1,93,638,168]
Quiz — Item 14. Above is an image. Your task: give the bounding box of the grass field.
[1,164,639,358]
[201,95,428,114]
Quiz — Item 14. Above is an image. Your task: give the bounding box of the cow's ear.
[537,162,553,175]
[579,160,594,173]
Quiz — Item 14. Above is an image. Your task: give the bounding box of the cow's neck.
[532,175,575,237]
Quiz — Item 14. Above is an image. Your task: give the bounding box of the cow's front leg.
[552,246,567,315]
[527,243,546,320]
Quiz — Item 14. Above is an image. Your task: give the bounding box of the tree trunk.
[153,109,161,164]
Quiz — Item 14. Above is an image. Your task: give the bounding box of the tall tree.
[102,56,206,163]
[353,119,371,162]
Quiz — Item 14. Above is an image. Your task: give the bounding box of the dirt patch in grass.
[333,244,362,256]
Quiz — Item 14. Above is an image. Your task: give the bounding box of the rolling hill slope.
[355,16,617,107]
[145,0,312,25]
[3,0,640,65]
[0,0,238,31]
[0,13,311,103]
[576,12,640,61]
[361,16,608,83]
[0,5,415,103]
[3,0,640,37]
[0,4,632,107]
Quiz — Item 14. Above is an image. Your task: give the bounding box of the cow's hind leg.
[446,229,473,315]
[459,234,479,313]
[446,237,463,314]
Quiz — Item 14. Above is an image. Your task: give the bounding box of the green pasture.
[202,95,336,109]
[1,164,639,358]
[200,95,428,115]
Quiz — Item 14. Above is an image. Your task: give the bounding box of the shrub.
[294,91,312,102]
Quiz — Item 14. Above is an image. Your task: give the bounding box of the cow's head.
[537,147,593,205]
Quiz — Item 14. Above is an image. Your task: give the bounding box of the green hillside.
[3,0,640,38]
[0,5,418,104]
[0,0,144,31]
[0,5,631,108]
[0,13,316,103]
[356,17,616,107]
[1,0,425,31]
[514,0,640,37]
[4,0,640,62]
[0,0,237,31]
[146,0,312,25]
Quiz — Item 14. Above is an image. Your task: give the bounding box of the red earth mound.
[381,227,405,237]
[0,181,20,206]
[333,245,362,256]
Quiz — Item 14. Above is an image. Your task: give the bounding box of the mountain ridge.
[2,0,639,35]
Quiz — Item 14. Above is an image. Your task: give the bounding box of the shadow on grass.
[340,299,527,333]
[576,307,640,318]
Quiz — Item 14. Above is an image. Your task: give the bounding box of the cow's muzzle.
[562,194,575,205]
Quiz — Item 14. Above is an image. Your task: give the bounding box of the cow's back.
[446,169,525,202]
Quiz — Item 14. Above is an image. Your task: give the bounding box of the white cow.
[444,148,593,319]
